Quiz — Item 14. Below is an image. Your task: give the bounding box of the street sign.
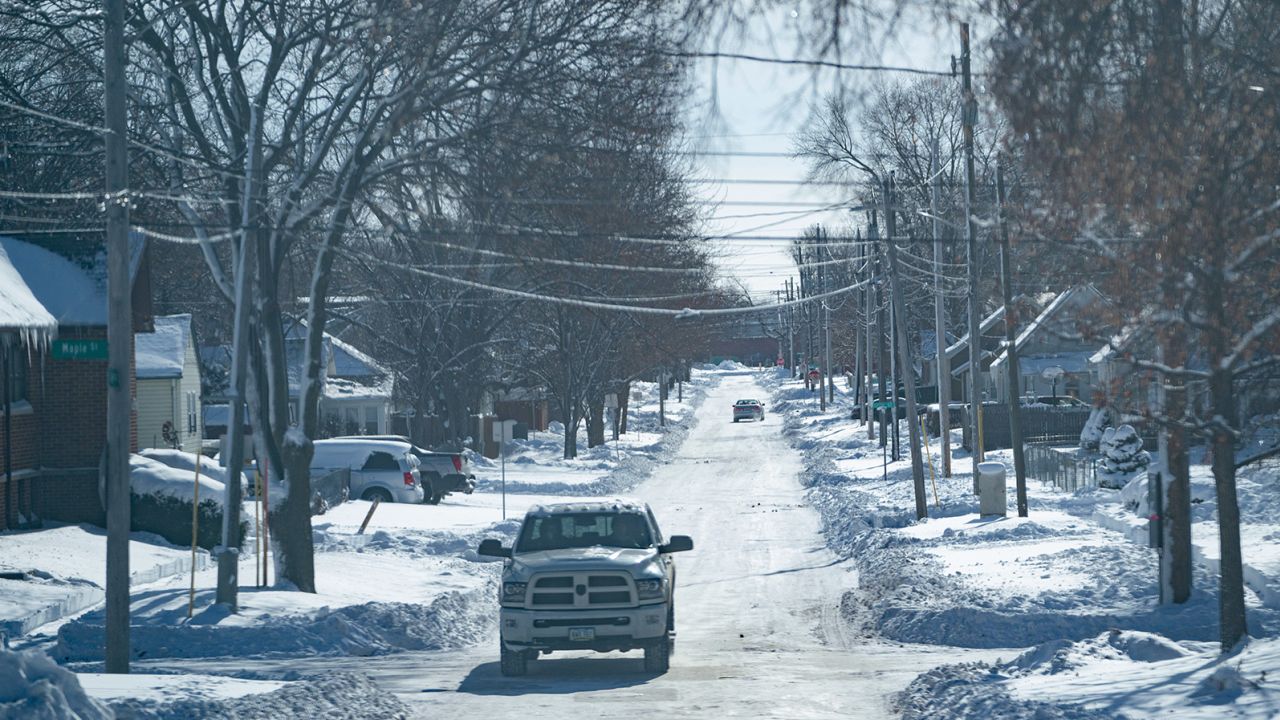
[775,357,784,366]
[491,419,517,443]
[52,338,108,360]
[604,393,619,409]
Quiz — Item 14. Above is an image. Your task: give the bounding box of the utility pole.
[818,228,827,412]
[930,142,952,477]
[884,177,928,520]
[864,223,875,440]
[787,279,796,377]
[217,108,260,609]
[996,161,1028,517]
[960,22,984,493]
[103,0,131,675]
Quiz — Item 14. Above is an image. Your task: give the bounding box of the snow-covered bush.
[0,647,112,719]
[129,455,245,550]
[1099,424,1150,488]
[1080,406,1116,450]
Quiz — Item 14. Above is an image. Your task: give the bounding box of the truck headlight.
[635,579,665,601]
[502,582,527,601]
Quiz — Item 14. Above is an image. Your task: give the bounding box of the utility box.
[978,461,1008,517]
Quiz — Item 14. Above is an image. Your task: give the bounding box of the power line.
[666,51,954,78]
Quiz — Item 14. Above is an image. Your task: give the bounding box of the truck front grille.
[527,572,636,608]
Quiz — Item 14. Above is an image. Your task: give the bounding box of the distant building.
[199,320,394,441]
[0,234,150,530]
[987,285,1111,405]
[135,314,202,452]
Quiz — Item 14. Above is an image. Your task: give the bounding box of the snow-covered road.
[159,374,998,718]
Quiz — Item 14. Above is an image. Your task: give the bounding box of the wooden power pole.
[930,143,952,477]
[884,177,928,519]
[960,22,984,493]
[996,161,1029,517]
[103,0,132,674]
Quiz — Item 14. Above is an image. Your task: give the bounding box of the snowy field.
[768,370,1280,718]
[1,367,720,718]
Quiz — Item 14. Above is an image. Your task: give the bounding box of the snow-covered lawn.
[768,370,1280,718]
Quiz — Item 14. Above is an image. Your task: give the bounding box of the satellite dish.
[1042,366,1065,380]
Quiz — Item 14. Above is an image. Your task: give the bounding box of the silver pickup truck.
[337,435,476,504]
[478,499,694,676]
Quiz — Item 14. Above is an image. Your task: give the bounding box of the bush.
[130,492,246,550]
[1098,424,1150,489]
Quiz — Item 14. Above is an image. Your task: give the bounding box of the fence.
[962,403,1093,451]
[1025,442,1099,492]
[310,467,350,514]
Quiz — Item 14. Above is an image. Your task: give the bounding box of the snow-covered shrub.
[1099,424,1150,489]
[1079,406,1116,450]
[0,647,112,719]
[129,455,245,550]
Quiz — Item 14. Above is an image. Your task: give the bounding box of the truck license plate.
[568,627,594,642]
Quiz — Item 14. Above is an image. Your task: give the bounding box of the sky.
[686,5,962,302]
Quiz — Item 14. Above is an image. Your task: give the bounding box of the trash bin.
[978,461,1007,517]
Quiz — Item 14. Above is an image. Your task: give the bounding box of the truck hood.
[510,546,660,577]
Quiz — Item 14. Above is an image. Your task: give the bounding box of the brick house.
[0,234,150,530]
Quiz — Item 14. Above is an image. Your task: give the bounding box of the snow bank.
[138,449,247,489]
[131,455,227,507]
[106,672,410,720]
[903,633,1280,719]
[53,580,496,662]
[766,371,1280,650]
[0,647,112,720]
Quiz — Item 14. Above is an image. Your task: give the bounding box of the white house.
[135,314,202,452]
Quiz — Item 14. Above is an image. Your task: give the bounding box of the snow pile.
[903,633,1280,719]
[896,663,1119,720]
[138,449,247,489]
[1098,424,1149,488]
[0,647,113,720]
[107,672,410,720]
[130,455,228,507]
[54,580,496,662]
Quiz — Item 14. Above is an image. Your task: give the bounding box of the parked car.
[477,499,694,676]
[337,435,476,504]
[310,438,424,504]
[732,399,765,422]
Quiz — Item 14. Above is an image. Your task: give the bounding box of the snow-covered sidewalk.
[0,524,211,641]
[768,370,1280,718]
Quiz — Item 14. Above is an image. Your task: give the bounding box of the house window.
[186,391,198,434]
[364,406,379,434]
[3,344,28,405]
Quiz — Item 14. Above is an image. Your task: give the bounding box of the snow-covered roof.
[322,375,393,401]
[944,306,1005,359]
[1014,351,1095,376]
[0,234,148,345]
[990,285,1107,374]
[202,403,249,428]
[135,314,192,379]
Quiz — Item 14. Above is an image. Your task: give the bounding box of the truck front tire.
[499,641,528,676]
[643,637,671,674]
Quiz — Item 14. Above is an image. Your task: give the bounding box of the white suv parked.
[310,439,424,504]
[478,499,693,676]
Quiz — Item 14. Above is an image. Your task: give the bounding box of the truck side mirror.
[478,538,512,558]
[659,535,693,554]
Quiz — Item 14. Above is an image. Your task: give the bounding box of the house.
[987,285,1111,405]
[706,316,781,366]
[199,321,394,440]
[134,314,202,452]
[942,305,1009,403]
[0,233,150,530]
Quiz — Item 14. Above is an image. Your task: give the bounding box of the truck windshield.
[517,513,653,552]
